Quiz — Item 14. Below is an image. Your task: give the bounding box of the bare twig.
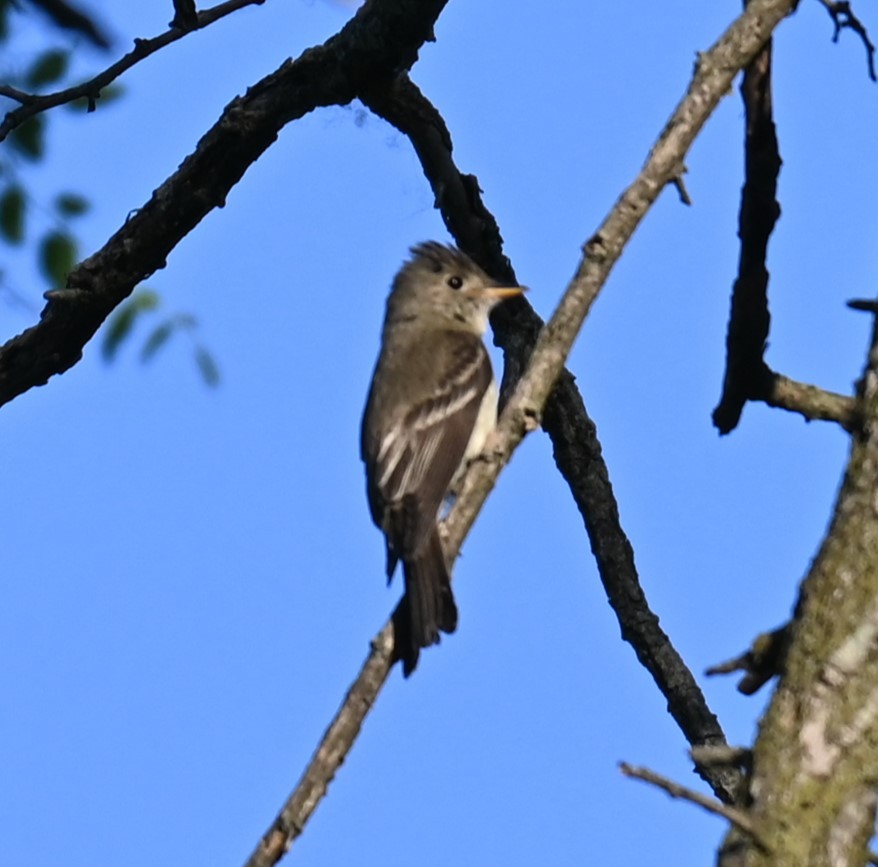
[816,0,876,81]
[620,762,766,846]
[672,169,693,205]
[690,744,753,771]
[247,627,397,867]
[764,372,856,429]
[0,85,37,104]
[0,0,266,141]
[848,298,878,314]
[707,625,790,695]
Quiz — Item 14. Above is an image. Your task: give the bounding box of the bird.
[361,242,523,676]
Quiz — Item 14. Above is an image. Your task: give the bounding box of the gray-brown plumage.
[361,242,522,676]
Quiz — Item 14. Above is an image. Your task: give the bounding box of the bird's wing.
[363,330,493,562]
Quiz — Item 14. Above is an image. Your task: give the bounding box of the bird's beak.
[481,286,526,300]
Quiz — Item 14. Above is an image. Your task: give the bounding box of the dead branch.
[713,35,781,434]
[620,762,766,846]
[816,0,876,81]
[718,305,878,865]
[763,372,856,428]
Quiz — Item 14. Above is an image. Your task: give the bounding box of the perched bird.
[361,242,523,676]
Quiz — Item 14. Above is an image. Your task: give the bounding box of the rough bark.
[719,314,878,866]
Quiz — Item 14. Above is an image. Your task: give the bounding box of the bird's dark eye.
[447,275,464,290]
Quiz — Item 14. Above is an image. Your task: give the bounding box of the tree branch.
[707,625,790,695]
[763,371,856,428]
[363,74,739,800]
[718,305,878,865]
[620,762,765,845]
[0,0,267,138]
[816,0,876,81]
[713,34,781,434]
[0,0,449,407]
[365,70,743,793]
[242,2,799,862]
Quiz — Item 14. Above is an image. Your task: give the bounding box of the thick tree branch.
[718,307,878,865]
[363,74,739,800]
[243,3,799,862]
[0,0,267,138]
[713,36,781,434]
[0,0,448,407]
[719,357,857,430]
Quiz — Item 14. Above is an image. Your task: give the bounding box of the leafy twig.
[0,0,267,141]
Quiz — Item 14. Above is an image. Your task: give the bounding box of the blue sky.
[3,1,877,865]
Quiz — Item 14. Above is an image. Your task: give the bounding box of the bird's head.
[386,242,524,335]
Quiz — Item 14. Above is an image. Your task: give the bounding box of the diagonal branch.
[364,73,739,800]
[243,2,799,862]
[0,0,268,139]
[0,0,449,408]
[620,762,763,843]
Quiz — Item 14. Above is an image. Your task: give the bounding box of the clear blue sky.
[3,1,877,865]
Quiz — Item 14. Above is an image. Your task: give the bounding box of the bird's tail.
[396,529,457,677]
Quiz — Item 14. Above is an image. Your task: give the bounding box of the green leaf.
[54,193,90,217]
[8,116,45,161]
[132,289,161,312]
[38,231,77,287]
[25,50,69,89]
[194,346,220,387]
[101,290,161,362]
[97,84,125,105]
[102,305,138,362]
[140,321,175,362]
[0,185,26,244]
[171,312,197,331]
